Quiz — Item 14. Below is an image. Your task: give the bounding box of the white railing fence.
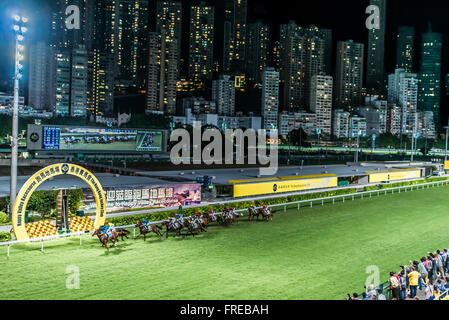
[1,179,448,257]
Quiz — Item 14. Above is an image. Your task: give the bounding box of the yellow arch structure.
[12,163,107,240]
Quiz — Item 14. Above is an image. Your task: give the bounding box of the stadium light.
[9,14,27,219]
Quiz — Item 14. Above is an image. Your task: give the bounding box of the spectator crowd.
[349,248,449,300]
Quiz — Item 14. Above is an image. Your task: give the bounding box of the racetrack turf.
[1,185,449,300]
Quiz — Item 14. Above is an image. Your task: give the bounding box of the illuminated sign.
[12,164,107,240]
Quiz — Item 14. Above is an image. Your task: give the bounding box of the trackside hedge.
[379,177,449,190]
[109,189,359,226]
[108,201,255,226]
[0,232,12,243]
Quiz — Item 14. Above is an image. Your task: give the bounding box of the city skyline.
[2,0,449,136]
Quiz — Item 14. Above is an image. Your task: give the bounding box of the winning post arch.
[12,163,107,240]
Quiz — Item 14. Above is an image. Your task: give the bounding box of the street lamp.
[354,130,362,164]
[444,126,449,163]
[9,15,27,219]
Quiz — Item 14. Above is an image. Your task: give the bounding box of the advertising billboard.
[367,169,421,183]
[232,175,338,198]
[82,184,202,213]
[42,127,164,152]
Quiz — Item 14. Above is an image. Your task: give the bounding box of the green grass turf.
[1,185,449,300]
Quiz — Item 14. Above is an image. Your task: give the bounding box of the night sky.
[1,0,449,104]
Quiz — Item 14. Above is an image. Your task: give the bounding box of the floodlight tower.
[9,15,27,218]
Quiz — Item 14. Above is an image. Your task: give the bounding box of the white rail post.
[41,240,44,253]
[297,203,300,211]
[7,245,10,257]
[80,234,82,246]
[134,228,136,238]
[284,205,286,213]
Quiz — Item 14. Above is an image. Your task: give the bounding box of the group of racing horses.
[92,205,274,250]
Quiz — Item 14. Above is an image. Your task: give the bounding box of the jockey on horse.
[225,208,233,220]
[175,213,184,225]
[142,218,152,230]
[100,221,114,239]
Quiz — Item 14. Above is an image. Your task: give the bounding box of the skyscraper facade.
[114,0,149,88]
[212,75,236,116]
[156,0,182,65]
[366,0,387,93]
[189,2,215,81]
[28,42,56,112]
[54,51,71,116]
[310,74,333,136]
[222,0,248,73]
[246,21,271,83]
[418,29,442,127]
[70,45,89,117]
[280,22,328,111]
[336,40,364,110]
[398,72,419,136]
[51,0,88,50]
[261,67,280,130]
[146,31,179,115]
[396,26,415,72]
[86,49,115,117]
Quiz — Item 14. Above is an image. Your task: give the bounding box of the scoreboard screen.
[29,125,166,153]
[43,126,61,150]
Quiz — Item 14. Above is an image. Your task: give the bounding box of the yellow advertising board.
[233,175,338,198]
[367,169,421,184]
[12,163,107,240]
[445,161,449,171]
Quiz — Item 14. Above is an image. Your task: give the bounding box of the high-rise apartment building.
[70,45,88,117]
[189,2,215,81]
[366,0,387,93]
[310,74,333,136]
[212,75,236,116]
[156,0,182,66]
[261,67,280,130]
[332,109,350,138]
[146,31,178,115]
[280,22,328,110]
[54,51,71,116]
[418,29,442,127]
[335,40,364,109]
[396,26,415,72]
[223,0,247,72]
[246,21,271,83]
[28,42,56,111]
[86,49,115,117]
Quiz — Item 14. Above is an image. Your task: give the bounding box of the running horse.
[259,207,274,222]
[222,210,235,227]
[92,228,120,250]
[248,207,259,221]
[161,218,184,238]
[135,221,163,241]
[183,217,207,237]
[115,228,131,241]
